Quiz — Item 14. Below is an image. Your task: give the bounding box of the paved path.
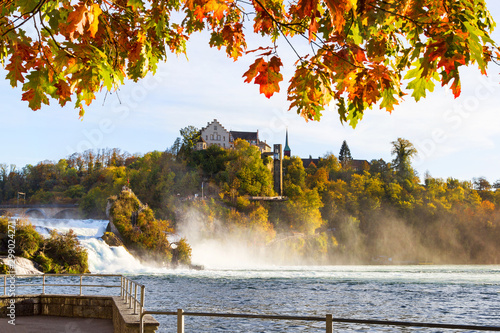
[0,316,113,332]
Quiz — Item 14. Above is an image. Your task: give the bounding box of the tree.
[338,140,353,168]
[391,138,417,182]
[169,137,182,156]
[178,126,200,158]
[224,139,274,197]
[1,1,498,125]
[473,177,492,191]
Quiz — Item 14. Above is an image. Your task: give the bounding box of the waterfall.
[28,218,169,274]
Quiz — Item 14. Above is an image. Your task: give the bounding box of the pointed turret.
[284,128,291,157]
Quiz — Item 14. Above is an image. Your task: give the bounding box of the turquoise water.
[130,265,500,332]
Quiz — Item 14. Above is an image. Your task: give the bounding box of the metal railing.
[1,274,146,315]
[140,309,500,333]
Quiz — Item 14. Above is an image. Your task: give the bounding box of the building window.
[223,136,225,141]
[206,135,208,140]
[217,135,221,140]
[214,125,217,130]
[210,134,213,140]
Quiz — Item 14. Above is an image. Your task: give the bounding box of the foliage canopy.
[1,0,498,125]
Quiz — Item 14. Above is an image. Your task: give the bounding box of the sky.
[1,2,500,184]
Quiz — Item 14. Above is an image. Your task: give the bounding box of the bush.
[175,238,192,265]
[34,252,56,273]
[39,230,89,273]
[15,220,42,259]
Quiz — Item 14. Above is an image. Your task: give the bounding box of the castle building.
[197,119,271,153]
[199,119,232,149]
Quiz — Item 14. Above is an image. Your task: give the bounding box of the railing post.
[124,279,128,303]
[326,314,333,333]
[120,276,124,299]
[129,281,133,308]
[140,285,145,314]
[133,283,138,314]
[3,276,6,295]
[79,275,83,296]
[177,309,185,333]
[42,275,45,295]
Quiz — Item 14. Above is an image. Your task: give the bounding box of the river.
[26,218,500,332]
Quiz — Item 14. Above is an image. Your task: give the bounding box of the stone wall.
[0,294,159,333]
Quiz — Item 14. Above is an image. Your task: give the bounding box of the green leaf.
[350,23,363,45]
[380,88,399,111]
[404,64,439,102]
[127,0,144,10]
[463,22,487,72]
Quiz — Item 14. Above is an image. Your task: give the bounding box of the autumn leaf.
[66,4,88,41]
[55,79,72,107]
[127,0,145,10]
[293,0,318,18]
[88,4,102,38]
[380,88,400,112]
[243,56,283,98]
[450,78,461,98]
[205,0,229,21]
[0,0,498,126]
[5,54,26,87]
[243,57,267,84]
[256,57,283,98]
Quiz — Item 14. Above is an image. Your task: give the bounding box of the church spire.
[284,127,291,157]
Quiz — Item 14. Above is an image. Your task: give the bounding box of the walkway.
[0,316,113,333]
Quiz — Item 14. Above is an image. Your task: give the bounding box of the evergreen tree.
[338,141,353,168]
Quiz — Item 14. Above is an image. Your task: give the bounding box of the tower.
[273,144,283,196]
[284,128,291,157]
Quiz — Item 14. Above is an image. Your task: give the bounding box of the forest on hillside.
[1,133,499,264]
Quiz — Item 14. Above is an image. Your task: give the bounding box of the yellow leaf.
[88,4,102,38]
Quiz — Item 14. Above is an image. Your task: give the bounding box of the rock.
[101,232,124,247]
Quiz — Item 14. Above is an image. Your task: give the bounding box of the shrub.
[39,230,89,273]
[175,238,192,265]
[15,220,42,259]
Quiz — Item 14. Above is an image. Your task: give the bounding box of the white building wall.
[200,119,233,149]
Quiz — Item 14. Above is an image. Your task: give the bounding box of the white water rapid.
[28,218,170,274]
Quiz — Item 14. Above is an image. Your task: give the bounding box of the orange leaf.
[66,4,88,41]
[55,79,72,106]
[194,6,205,20]
[5,54,26,86]
[243,57,266,83]
[309,18,318,42]
[88,4,102,38]
[450,78,461,98]
[294,0,319,18]
[205,0,228,21]
[247,56,283,98]
[354,46,366,63]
